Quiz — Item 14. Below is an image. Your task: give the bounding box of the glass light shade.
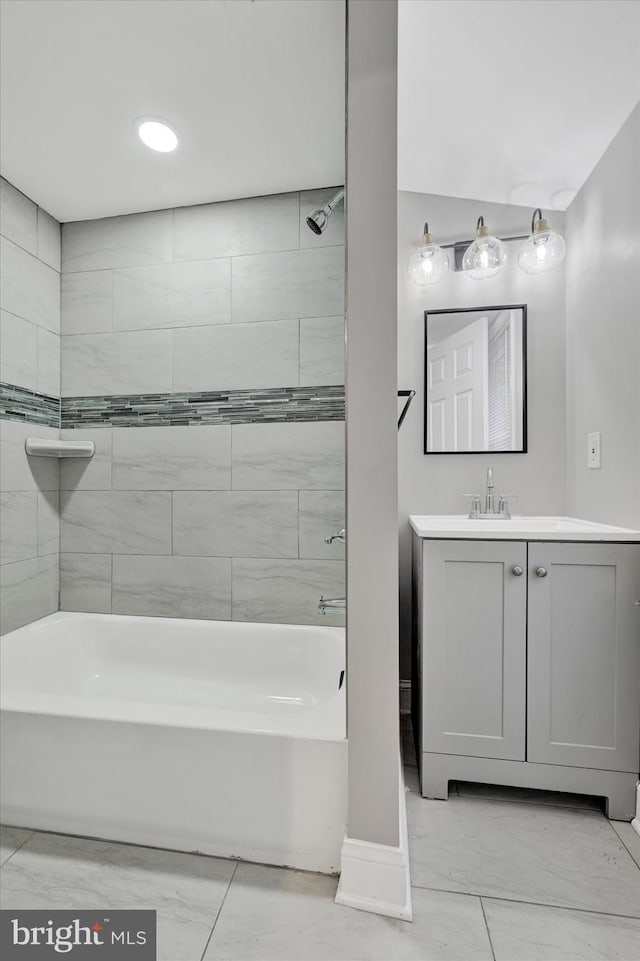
[518,223,566,274]
[462,226,507,279]
[408,235,449,286]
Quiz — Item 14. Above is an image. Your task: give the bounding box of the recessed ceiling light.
[136,119,178,153]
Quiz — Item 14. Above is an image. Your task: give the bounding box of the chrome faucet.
[318,596,345,615]
[485,466,495,514]
[324,528,346,545]
[463,467,516,519]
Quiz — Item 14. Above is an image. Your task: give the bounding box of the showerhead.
[305,188,344,235]
[306,209,327,235]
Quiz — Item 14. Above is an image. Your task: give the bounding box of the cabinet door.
[422,539,527,760]
[528,543,640,772]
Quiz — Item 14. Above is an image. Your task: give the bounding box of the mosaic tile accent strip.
[61,386,345,428]
[0,382,61,428]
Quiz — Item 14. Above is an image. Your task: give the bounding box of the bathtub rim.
[1,611,346,742]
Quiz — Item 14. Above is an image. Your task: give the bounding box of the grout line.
[60,243,345,276]
[199,861,238,961]
[606,818,640,872]
[58,314,344,337]
[1,232,60,277]
[409,882,640,922]
[479,897,497,961]
[0,830,35,867]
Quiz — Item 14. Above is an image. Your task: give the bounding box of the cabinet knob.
[512,566,524,576]
[535,567,548,578]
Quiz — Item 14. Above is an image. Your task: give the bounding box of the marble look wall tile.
[38,490,59,556]
[0,237,60,332]
[112,258,231,331]
[0,422,59,492]
[112,425,230,490]
[62,209,172,271]
[0,491,37,564]
[299,187,345,249]
[0,178,37,254]
[37,327,60,396]
[173,491,298,558]
[299,491,345,559]
[61,330,173,396]
[37,208,61,271]
[231,246,344,323]
[232,558,345,625]
[60,428,112,491]
[174,192,300,261]
[61,270,112,335]
[0,555,58,635]
[299,315,345,386]
[0,310,37,390]
[112,555,232,619]
[483,898,640,961]
[60,553,112,613]
[60,490,171,554]
[232,421,345,490]
[173,319,299,393]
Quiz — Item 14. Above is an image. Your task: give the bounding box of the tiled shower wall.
[0,177,61,634]
[59,188,346,624]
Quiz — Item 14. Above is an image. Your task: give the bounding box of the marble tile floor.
[1,723,639,961]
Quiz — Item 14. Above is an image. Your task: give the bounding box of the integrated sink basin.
[409,515,640,541]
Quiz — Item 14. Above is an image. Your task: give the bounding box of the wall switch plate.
[587,431,601,469]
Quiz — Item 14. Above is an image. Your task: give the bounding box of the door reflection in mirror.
[424,304,527,454]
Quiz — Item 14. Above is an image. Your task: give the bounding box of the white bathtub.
[0,612,347,873]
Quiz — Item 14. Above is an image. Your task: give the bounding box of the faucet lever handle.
[462,494,482,517]
[497,494,517,518]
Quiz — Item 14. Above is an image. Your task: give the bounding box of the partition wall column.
[345,0,400,848]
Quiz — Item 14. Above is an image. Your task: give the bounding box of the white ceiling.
[0,0,345,222]
[398,0,640,209]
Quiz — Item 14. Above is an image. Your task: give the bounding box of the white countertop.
[409,515,640,542]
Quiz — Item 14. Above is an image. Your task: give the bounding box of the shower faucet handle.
[324,528,346,545]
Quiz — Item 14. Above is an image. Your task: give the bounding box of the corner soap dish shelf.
[25,438,95,459]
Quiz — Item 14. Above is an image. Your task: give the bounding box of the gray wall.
[59,189,345,624]
[346,0,400,847]
[566,105,640,529]
[398,191,567,676]
[0,177,61,634]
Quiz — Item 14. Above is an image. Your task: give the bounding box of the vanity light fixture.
[517,208,566,275]
[407,222,449,286]
[461,216,507,280]
[136,118,178,153]
[409,209,566,285]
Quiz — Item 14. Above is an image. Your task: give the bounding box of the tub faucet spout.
[318,596,345,615]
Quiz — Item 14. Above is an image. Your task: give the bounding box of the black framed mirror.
[424,304,527,454]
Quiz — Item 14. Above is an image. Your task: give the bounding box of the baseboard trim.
[335,757,413,921]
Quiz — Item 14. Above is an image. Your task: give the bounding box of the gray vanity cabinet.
[416,536,640,818]
[527,542,640,773]
[422,540,527,761]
